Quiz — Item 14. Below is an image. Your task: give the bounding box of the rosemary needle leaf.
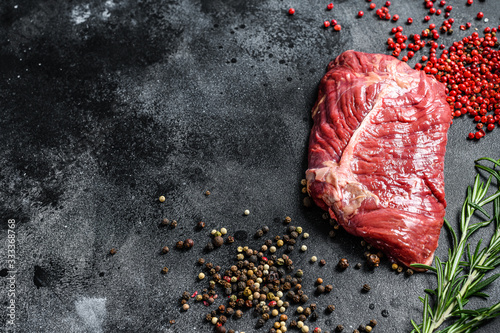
[411,158,500,333]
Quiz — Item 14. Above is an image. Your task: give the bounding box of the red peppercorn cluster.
[426,30,500,139]
[375,6,392,21]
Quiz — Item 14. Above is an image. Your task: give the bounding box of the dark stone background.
[1,0,499,332]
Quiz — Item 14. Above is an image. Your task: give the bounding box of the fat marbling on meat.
[306,50,451,268]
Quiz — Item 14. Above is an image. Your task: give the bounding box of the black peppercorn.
[298,314,307,322]
[300,294,308,303]
[213,236,224,247]
[162,246,169,254]
[161,267,169,274]
[362,284,371,292]
[255,229,264,238]
[288,226,296,233]
[197,221,206,229]
[170,220,178,228]
[326,304,335,313]
[256,318,265,328]
[262,226,270,233]
[406,269,414,276]
[311,311,318,321]
[338,258,349,269]
[184,239,194,249]
[215,326,226,333]
[205,313,212,321]
[226,235,235,244]
[162,218,170,226]
[182,291,190,300]
[367,254,380,267]
[205,242,214,251]
[319,259,326,266]
[316,285,325,294]
[304,307,312,316]
[335,325,344,332]
[325,284,333,293]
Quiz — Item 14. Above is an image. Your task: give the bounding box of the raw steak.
[306,50,451,268]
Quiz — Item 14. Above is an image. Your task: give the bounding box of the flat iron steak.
[306,50,451,268]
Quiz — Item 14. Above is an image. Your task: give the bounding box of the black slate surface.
[1,1,500,332]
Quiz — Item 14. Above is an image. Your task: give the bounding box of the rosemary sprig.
[410,157,500,333]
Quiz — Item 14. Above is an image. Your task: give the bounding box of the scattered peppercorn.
[162,218,170,226]
[326,304,335,313]
[161,267,169,274]
[109,248,117,255]
[170,220,178,228]
[162,246,169,254]
[176,240,184,249]
[337,258,349,270]
[316,285,325,294]
[362,284,371,292]
[213,236,224,247]
[288,8,295,15]
[335,325,344,332]
[184,239,194,249]
[367,254,380,267]
[324,284,333,293]
[197,221,206,229]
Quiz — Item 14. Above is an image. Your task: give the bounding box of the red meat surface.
[306,50,451,268]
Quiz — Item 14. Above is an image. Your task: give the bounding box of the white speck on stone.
[484,18,489,22]
[71,4,91,25]
[75,297,106,333]
[14,5,18,9]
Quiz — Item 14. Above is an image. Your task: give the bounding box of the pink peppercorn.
[407,17,413,24]
[358,11,364,18]
[327,3,333,10]
[288,8,295,15]
[477,12,484,19]
[324,20,330,28]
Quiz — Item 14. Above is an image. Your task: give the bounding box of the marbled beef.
[306,50,451,268]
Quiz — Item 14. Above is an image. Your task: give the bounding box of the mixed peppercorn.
[173,220,384,333]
